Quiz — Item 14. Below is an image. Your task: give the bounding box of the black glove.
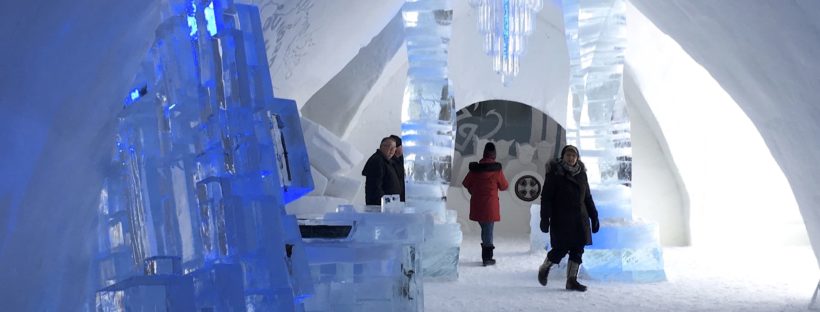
[591,218,600,234]
[540,219,550,233]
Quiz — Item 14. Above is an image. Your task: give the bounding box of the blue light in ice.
[204,2,217,36]
[260,170,271,178]
[125,86,146,106]
[187,16,197,37]
[130,89,141,101]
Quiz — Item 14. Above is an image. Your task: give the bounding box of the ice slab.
[581,247,667,282]
[588,219,661,250]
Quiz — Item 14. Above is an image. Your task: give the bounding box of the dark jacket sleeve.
[540,167,556,223]
[362,157,385,203]
[584,182,598,221]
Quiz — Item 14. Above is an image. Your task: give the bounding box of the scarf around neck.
[559,159,583,176]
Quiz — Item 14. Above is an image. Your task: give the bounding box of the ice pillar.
[560,0,666,282]
[400,0,463,280]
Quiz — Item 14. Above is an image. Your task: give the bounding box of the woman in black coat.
[537,145,599,291]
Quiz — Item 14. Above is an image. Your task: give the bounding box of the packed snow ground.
[425,235,819,312]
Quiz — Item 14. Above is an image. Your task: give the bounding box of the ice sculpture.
[298,209,428,312]
[94,0,315,310]
[555,0,665,282]
[467,0,543,85]
[401,0,463,280]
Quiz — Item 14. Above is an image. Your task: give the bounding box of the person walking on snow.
[462,142,509,266]
[537,145,599,291]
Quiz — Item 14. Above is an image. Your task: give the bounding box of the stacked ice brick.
[582,186,665,282]
[298,209,429,312]
[94,0,316,310]
[289,118,429,311]
[400,0,463,280]
[530,0,666,282]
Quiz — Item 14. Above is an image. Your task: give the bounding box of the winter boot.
[481,244,496,266]
[537,257,554,286]
[565,261,587,292]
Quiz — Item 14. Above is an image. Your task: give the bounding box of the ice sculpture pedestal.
[420,219,462,281]
[530,185,666,282]
[299,210,428,312]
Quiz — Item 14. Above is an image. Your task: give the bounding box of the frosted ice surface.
[300,116,364,177]
[324,175,362,202]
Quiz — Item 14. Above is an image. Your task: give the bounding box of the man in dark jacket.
[362,137,402,206]
[389,134,406,202]
[537,145,599,292]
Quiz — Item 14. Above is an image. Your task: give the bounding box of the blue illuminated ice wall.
[94,0,314,310]
[561,0,666,282]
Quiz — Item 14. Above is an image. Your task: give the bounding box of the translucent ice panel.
[301,212,425,311]
[588,219,660,250]
[582,248,667,283]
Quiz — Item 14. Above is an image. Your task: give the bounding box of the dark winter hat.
[561,145,580,157]
[483,142,496,158]
[389,134,402,147]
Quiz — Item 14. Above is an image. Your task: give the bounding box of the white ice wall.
[625,69,689,246]
[626,1,809,248]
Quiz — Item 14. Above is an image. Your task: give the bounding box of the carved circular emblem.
[515,175,541,202]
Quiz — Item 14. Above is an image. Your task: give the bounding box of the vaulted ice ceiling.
[0,0,819,310]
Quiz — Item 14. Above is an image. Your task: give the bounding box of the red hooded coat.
[461,158,509,222]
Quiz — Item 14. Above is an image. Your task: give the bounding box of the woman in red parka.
[462,142,509,266]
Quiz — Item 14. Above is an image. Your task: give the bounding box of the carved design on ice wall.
[248,0,316,81]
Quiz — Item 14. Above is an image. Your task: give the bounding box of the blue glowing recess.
[187,16,197,37]
[129,89,140,101]
[204,2,217,36]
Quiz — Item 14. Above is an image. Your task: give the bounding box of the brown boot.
[537,257,554,286]
[565,261,587,292]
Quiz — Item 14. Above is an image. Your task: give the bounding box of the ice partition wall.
[558,0,666,282]
[94,0,315,310]
[400,0,463,280]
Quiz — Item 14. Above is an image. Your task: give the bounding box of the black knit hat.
[483,142,496,158]
[390,134,402,147]
[561,145,579,157]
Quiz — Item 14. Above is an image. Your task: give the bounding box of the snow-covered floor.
[425,236,819,312]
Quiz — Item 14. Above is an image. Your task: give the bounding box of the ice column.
[559,0,666,282]
[400,0,463,280]
[94,0,314,310]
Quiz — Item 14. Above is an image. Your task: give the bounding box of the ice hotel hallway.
[425,236,819,312]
